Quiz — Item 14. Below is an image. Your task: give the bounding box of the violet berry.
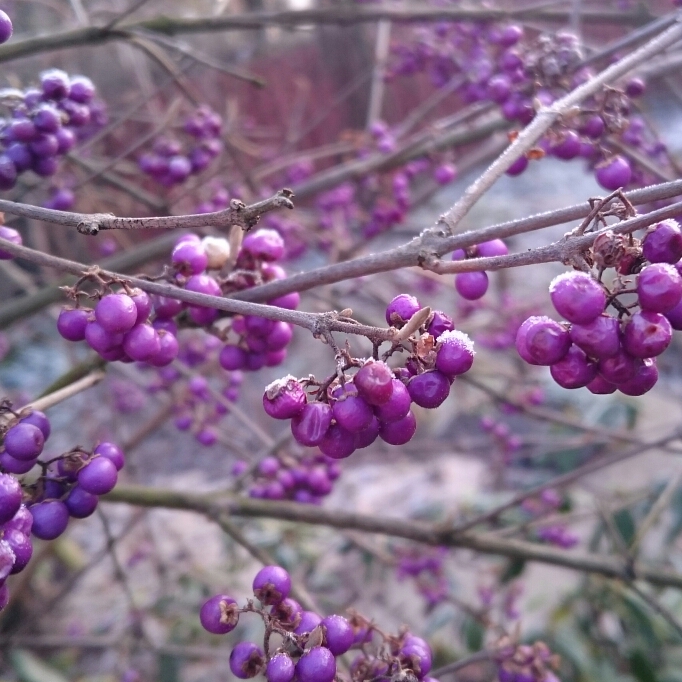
[455,271,489,300]
[4,422,44,461]
[319,423,356,460]
[266,654,295,682]
[374,379,411,423]
[77,456,118,495]
[618,358,658,396]
[386,294,421,326]
[332,385,373,433]
[57,308,90,342]
[200,594,239,634]
[294,611,322,635]
[516,316,570,365]
[291,403,332,447]
[569,315,620,359]
[5,529,31,574]
[549,345,597,389]
[242,229,284,261]
[407,371,450,409]
[637,263,682,313]
[354,360,394,405]
[30,500,69,540]
[0,11,12,44]
[0,473,22,524]
[95,294,138,334]
[379,411,417,445]
[435,330,475,376]
[94,441,125,471]
[253,565,291,605]
[229,642,264,679]
[642,220,682,264]
[549,272,605,324]
[263,376,307,420]
[296,647,336,682]
[622,311,672,358]
[0,225,22,259]
[321,614,354,655]
[595,155,632,190]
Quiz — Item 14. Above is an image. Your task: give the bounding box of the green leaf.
[613,509,636,546]
[461,616,484,652]
[10,650,69,682]
[629,650,659,682]
[499,557,525,583]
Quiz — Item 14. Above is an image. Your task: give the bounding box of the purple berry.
[552,131,581,160]
[374,379,411,423]
[296,647,336,682]
[455,271,489,300]
[665,298,682,330]
[4,422,44,461]
[95,294,138,334]
[435,329,475,376]
[220,345,247,371]
[354,416,380,449]
[569,315,620,359]
[77,456,118,495]
[434,163,457,184]
[505,155,528,176]
[64,485,99,518]
[172,240,208,275]
[549,345,597,389]
[319,423,356,459]
[263,376,307,420]
[123,324,160,362]
[230,642,265,679]
[0,453,35,474]
[386,294,421,325]
[598,350,637,384]
[4,529,31,574]
[332,385,373,433]
[253,565,291,605]
[618,358,658,396]
[148,330,179,367]
[40,68,69,99]
[549,272,605,324]
[581,115,605,139]
[266,654,295,682]
[595,155,632,190]
[321,615,354,655]
[0,540,14,580]
[642,220,682,264]
[68,75,95,103]
[476,239,508,258]
[400,642,432,680]
[354,360,394,406]
[153,295,183,319]
[0,473,22,524]
[427,311,454,339]
[407,371,450,409]
[516,316,570,366]
[30,500,69,540]
[0,225,21,260]
[379,411,417,445]
[637,263,682,313]
[295,611,323,635]
[625,77,646,98]
[242,229,284,261]
[291,403,332,447]
[6,504,32,535]
[622,311,672,358]
[271,597,302,627]
[130,289,153,323]
[587,375,617,394]
[200,594,240,634]
[0,11,13,44]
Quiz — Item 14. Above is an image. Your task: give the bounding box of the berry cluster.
[0,68,106,189]
[0,405,124,609]
[386,17,667,192]
[235,452,342,504]
[495,640,561,682]
[452,238,509,301]
[515,218,682,396]
[263,295,474,457]
[201,565,436,682]
[395,545,448,608]
[138,105,223,187]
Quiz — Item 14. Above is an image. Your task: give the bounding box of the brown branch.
[103,481,682,590]
[0,189,295,236]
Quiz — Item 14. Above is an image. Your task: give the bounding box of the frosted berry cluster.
[235,452,342,504]
[0,68,106,189]
[0,405,124,609]
[138,105,223,186]
[452,238,509,301]
[515,218,682,396]
[201,565,436,682]
[262,295,474,457]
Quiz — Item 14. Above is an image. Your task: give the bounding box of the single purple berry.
[622,311,672,358]
[354,360,394,406]
[230,642,264,679]
[296,647,336,682]
[266,654,295,682]
[95,294,138,334]
[435,329,475,376]
[6,504,32,535]
[505,155,528,176]
[0,473,22,525]
[200,594,239,634]
[4,422,44,461]
[68,75,95,103]
[386,294,421,326]
[220,345,247,371]
[549,272,605,324]
[319,423,356,459]
[552,131,581,160]
[400,641,432,680]
[0,11,13,44]
[123,324,160,362]
[354,416,380,449]
[427,311,454,339]
[407,371,450,409]
[65,485,99,519]
[153,295,183,319]
[476,239,508,258]
[595,155,632,190]
[4,529,31,574]
[332,385,373,433]
[291,403,332,447]
[455,271,489,300]
[0,225,22,260]
[379,411,417,445]
[321,615,354,655]
[434,163,457,184]
[253,565,291,605]
[130,289,153,323]
[40,68,69,99]
[0,453,35,474]
[148,330,179,367]
[569,315,621,359]
[587,375,617,395]
[580,114,605,139]
[598,350,638,385]
[295,611,323,635]
[642,220,682,264]
[30,500,69,540]
[374,379,411,423]
[618,358,658,396]
[172,240,208,275]
[263,376,307,420]
[242,229,284,261]
[625,77,646,98]
[20,410,51,440]
[550,345,598,389]
[517,316,570,366]
[77,456,118,495]
[637,263,682,313]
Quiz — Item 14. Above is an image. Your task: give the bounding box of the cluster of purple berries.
[0,68,106,189]
[138,105,222,186]
[395,546,448,608]
[0,407,124,608]
[495,640,561,682]
[218,229,299,373]
[263,295,474,457]
[58,287,179,367]
[479,416,523,463]
[235,452,341,504]
[452,238,509,301]
[146,332,242,447]
[201,565,436,682]
[516,219,682,396]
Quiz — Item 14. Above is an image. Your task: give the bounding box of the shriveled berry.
[291,403,332,447]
